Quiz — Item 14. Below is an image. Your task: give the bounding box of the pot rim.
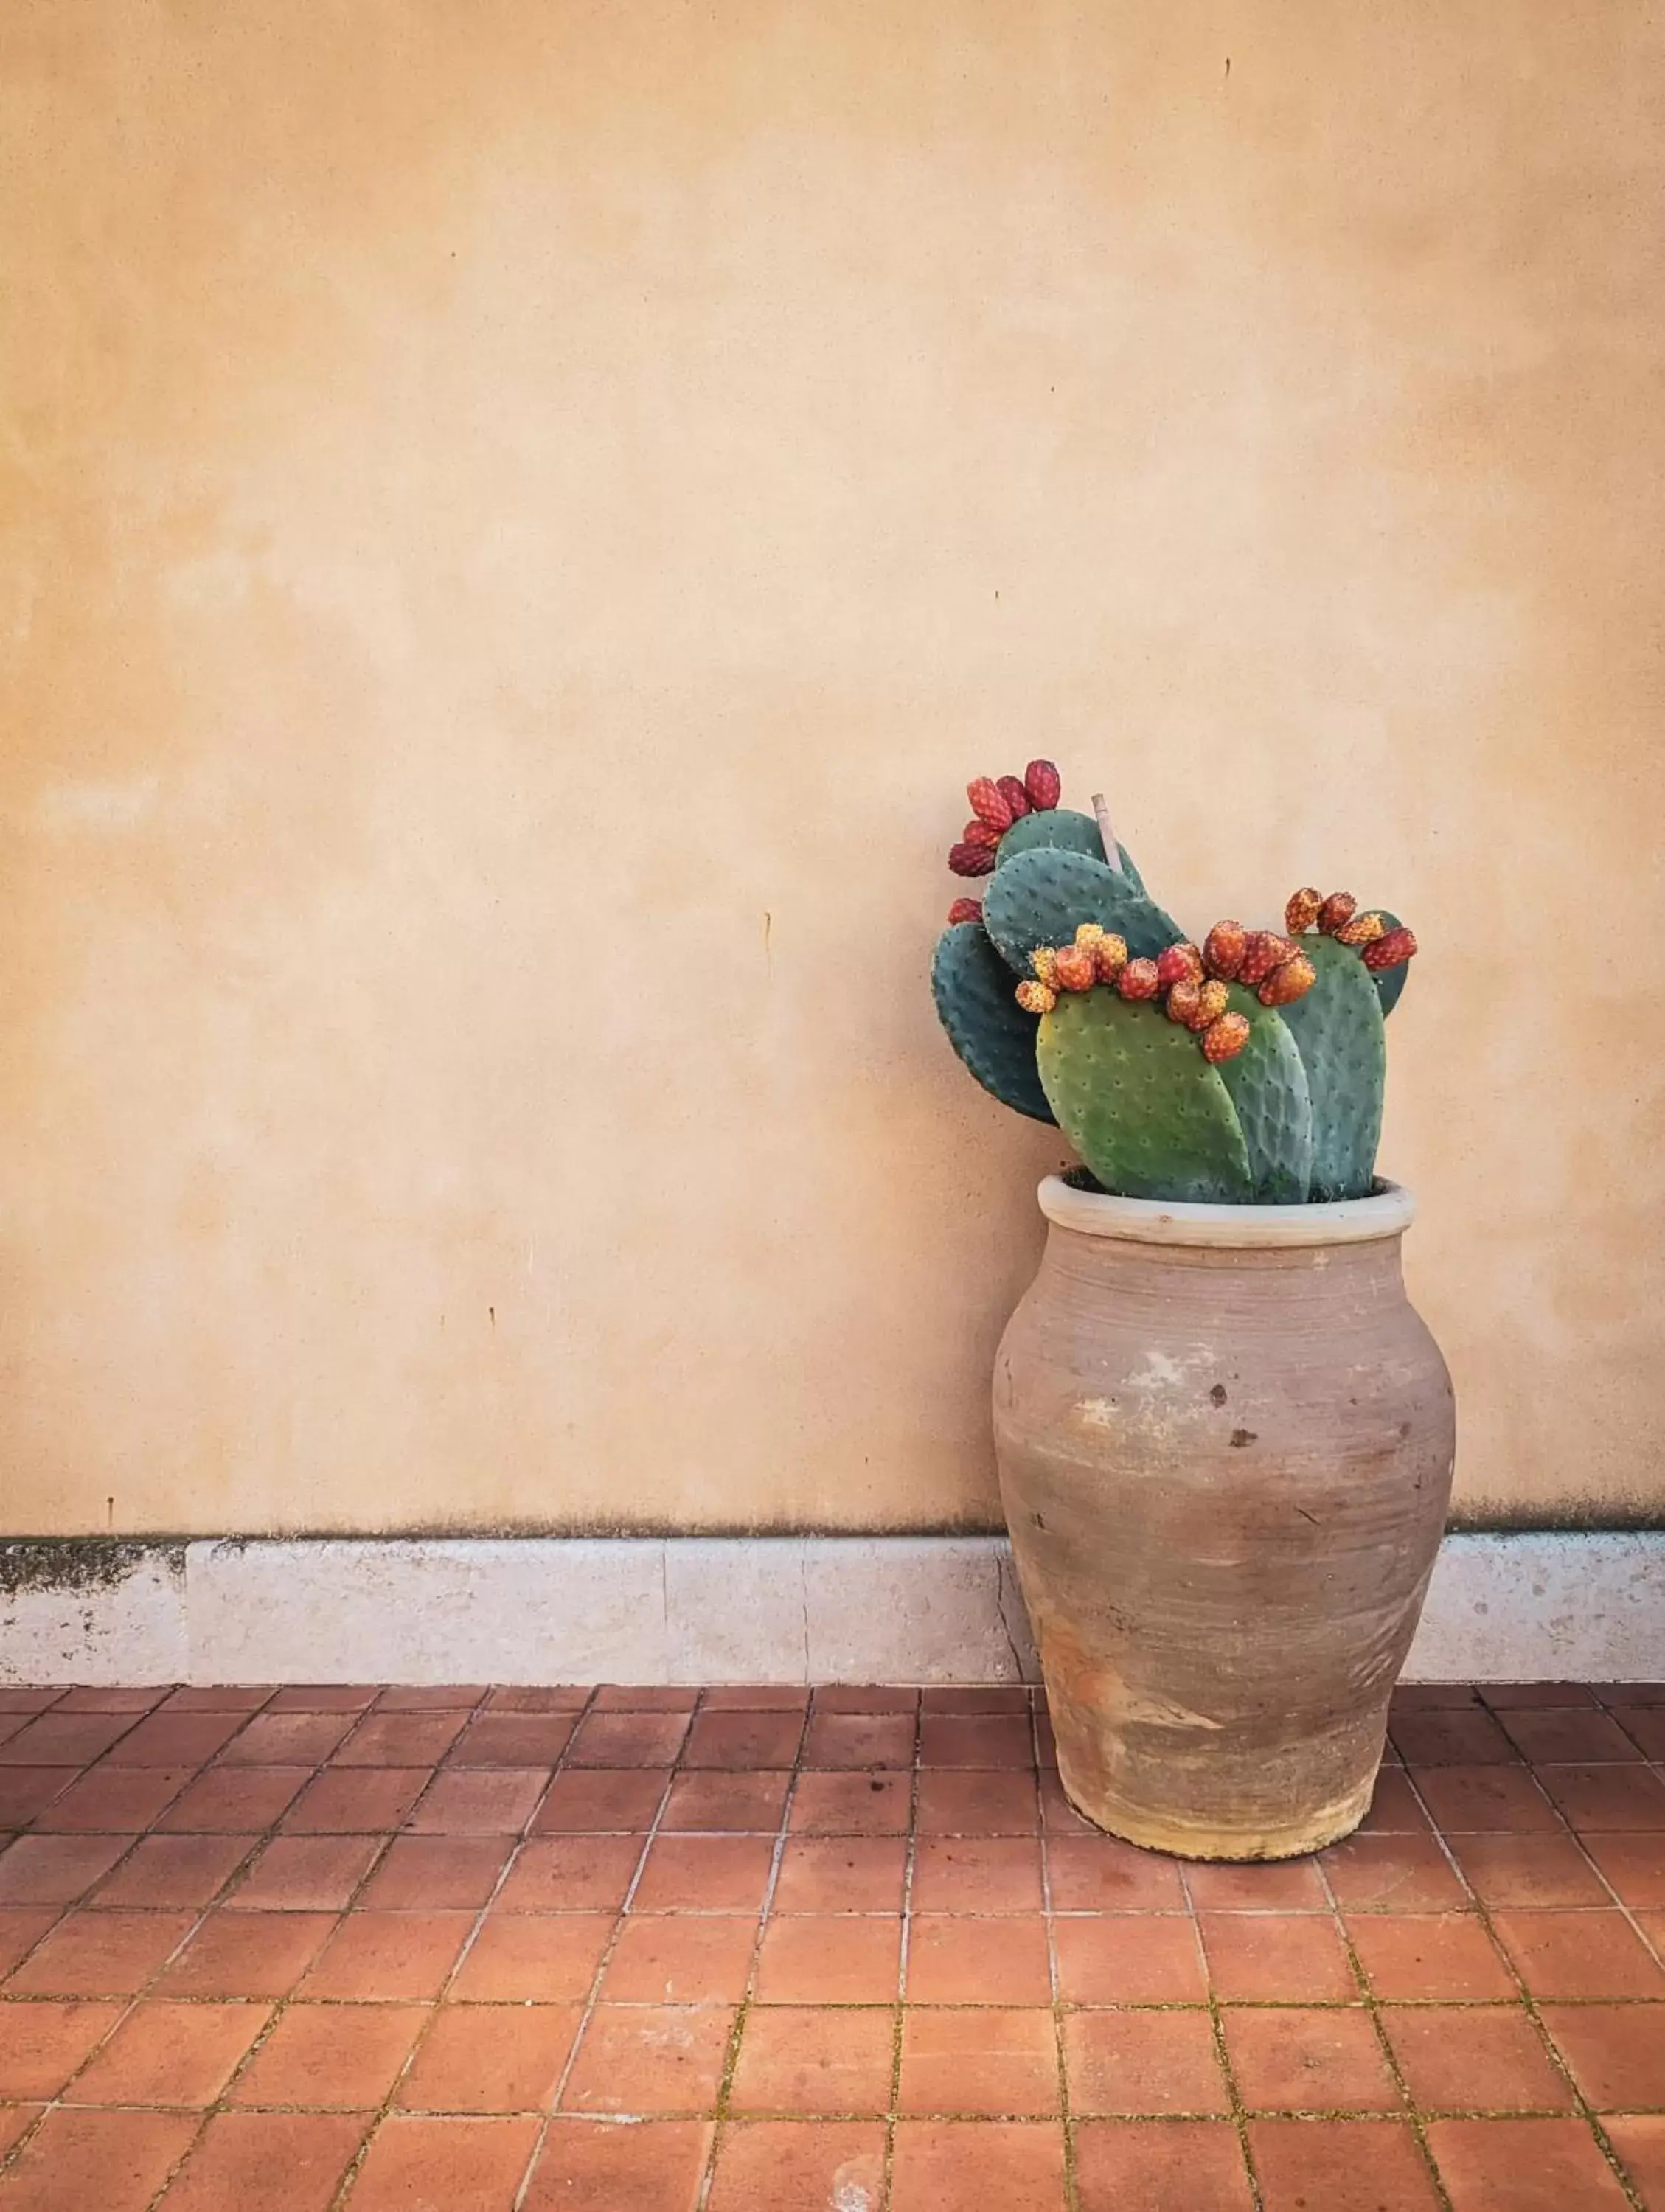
[1037,1174,1415,1248]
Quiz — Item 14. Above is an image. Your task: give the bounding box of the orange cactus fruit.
[1023,759,1062,810]
[962,818,1001,849]
[947,897,983,925]
[1117,957,1161,1001]
[1285,888,1323,936]
[1202,922,1248,980]
[1074,921,1106,947]
[1155,941,1205,990]
[1201,1011,1251,1063]
[948,841,996,877]
[1363,926,1417,971]
[1237,930,1290,986]
[995,774,1031,819]
[1053,944,1097,992]
[1031,946,1060,986]
[967,776,1014,832]
[1165,979,1202,1026]
[1258,951,1317,1006]
[1015,979,1057,1015]
[1335,911,1386,947]
[1091,933,1130,982]
[1317,891,1358,935]
[1193,979,1229,1028]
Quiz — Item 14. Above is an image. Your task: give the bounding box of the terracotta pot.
[995,1175,1455,1860]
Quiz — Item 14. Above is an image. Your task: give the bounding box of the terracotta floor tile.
[0,2109,198,2212]
[409,1767,549,1834]
[1224,2006,1400,2114]
[1321,1833,1470,1912]
[1046,1835,1187,1911]
[705,2118,881,2211]
[1537,1764,1665,1831]
[1410,1767,1563,1834]
[231,2001,429,2109]
[631,1834,776,1913]
[662,1770,790,1833]
[729,2005,894,2115]
[1346,1915,1515,2001]
[911,1836,1043,1914]
[0,2107,41,2160]
[1383,2007,1574,2114]
[299,1910,474,2000]
[1054,1913,1205,2004]
[334,1712,468,1767]
[701,1686,811,1712]
[156,1764,312,1832]
[1247,2118,1440,2208]
[754,1913,901,2003]
[1582,1832,1665,1909]
[363,1834,516,1910]
[344,2114,540,2210]
[155,1687,274,1713]
[906,1913,1051,2003]
[889,2119,1067,2211]
[105,1711,246,1766]
[1610,1708,1665,1760]
[69,1999,268,2107]
[1483,1685,1599,1710]
[1200,1911,1356,2001]
[263,1686,379,1713]
[533,1769,669,1833]
[1391,1709,1520,1767]
[1601,1684,1665,1705]
[0,1834,128,1906]
[1074,2118,1255,2211]
[1448,1833,1611,1910]
[526,2117,713,2209]
[0,1999,124,2098]
[1425,2115,1632,2208]
[89,1832,254,1909]
[157,2110,366,2211]
[231,1832,382,1910]
[375,1686,487,1711]
[799,1712,914,1770]
[448,1714,577,1767]
[561,2004,734,2114]
[156,1910,336,1998]
[786,1772,910,1835]
[1186,1859,1329,1911]
[1358,1769,1434,1833]
[1063,2009,1227,2117]
[1498,1709,1645,1765]
[915,1769,1040,1834]
[601,1914,760,2004]
[449,1913,615,2003]
[568,1712,692,1767]
[810,1686,919,1715]
[398,2002,580,2112]
[30,1764,194,1833]
[0,1911,59,1979]
[899,2006,1059,2115]
[0,1712,137,1767]
[0,1693,61,1715]
[1490,1908,1665,1998]
[1607,2115,1665,2206]
[919,1714,1034,1768]
[681,1711,803,1770]
[771,1837,906,1914]
[0,1773,72,1828]
[54,1690,167,1717]
[7,1908,195,1996]
[217,1710,355,1765]
[1540,2003,1665,2108]
[922,1686,1032,1715]
[593,1688,700,1712]
[282,1767,431,1833]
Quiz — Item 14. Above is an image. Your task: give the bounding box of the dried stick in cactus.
[931,919,1056,1124]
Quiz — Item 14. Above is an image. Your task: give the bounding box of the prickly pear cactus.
[1370,911,1411,1019]
[1037,990,1253,1204]
[931,921,1056,1124]
[996,808,1147,894]
[984,849,1181,976]
[1273,936,1386,1202]
[1213,988,1314,1204]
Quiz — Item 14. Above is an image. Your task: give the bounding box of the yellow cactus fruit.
[1195,979,1229,1027]
[1074,922,1107,948]
[1335,911,1387,947]
[1015,980,1057,1015]
[1092,934,1130,983]
[1031,946,1060,987]
[1258,951,1318,1006]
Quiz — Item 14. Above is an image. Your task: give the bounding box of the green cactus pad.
[1212,987,1314,1204]
[1273,936,1386,1201]
[1037,989,1253,1203]
[996,808,1147,894]
[931,921,1056,1124]
[1370,911,1411,1018]
[983,849,1182,978]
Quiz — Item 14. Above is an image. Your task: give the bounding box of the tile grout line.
[1032,1689,1079,2212]
[1177,1859,1265,2212]
[881,1689,925,2212]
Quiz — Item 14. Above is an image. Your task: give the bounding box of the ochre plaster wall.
[3,1,1661,1536]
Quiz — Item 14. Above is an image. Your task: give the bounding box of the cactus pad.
[1037,989,1253,1203]
[1273,935,1386,1201]
[995,808,1147,894]
[1370,911,1411,1018]
[931,921,1055,1124]
[984,849,1181,978]
[1213,987,1314,1204]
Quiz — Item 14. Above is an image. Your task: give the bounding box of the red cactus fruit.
[967,776,1014,832]
[1335,911,1386,947]
[1155,942,1205,990]
[1318,891,1357,935]
[1165,979,1201,1026]
[1053,944,1096,992]
[1202,1011,1251,1063]
[1285,888,1323,936]
[1117,957,1161,1001]
[1237,930,1291,987]
[1259,951,1317,1006]
[1015,979,1057,1015]
[962,819,1001,849]
[947,897,983,925]
[1363,926,1417,971]
[1023,759,1061,810]
[1202,922,1248,981]
[995,774,1031,820]
[948,841,996,877]
[1092,933,1129,982]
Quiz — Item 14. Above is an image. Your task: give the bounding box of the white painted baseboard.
[1,1532,1661,1686]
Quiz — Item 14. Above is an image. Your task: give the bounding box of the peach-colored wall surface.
[3,1,1661,1536]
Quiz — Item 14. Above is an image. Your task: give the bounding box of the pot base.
[1056,1751,1375,1863]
